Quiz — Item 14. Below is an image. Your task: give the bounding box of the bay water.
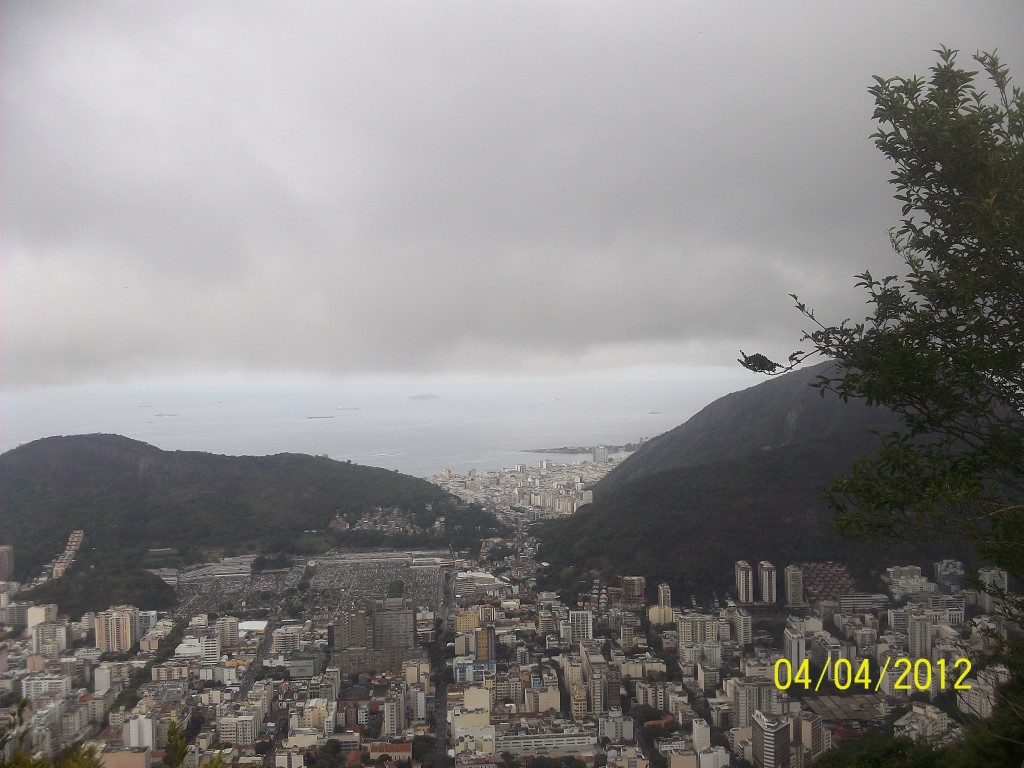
[0,369,752,477]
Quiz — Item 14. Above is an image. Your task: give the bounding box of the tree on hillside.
[742,46,1024,760]
[741,46,1024,601]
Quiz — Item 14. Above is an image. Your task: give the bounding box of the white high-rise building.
[729,679,781,729]
[785,565,806,607]
[409,684,428,723]
[568,611,593,644]
[753,710,790,768]
[759,561,778,605]
[125,714,156,750]
[658,582,672,609]
[736,561,755,604]
[95,605,140,653]
[783,626,806,670]
[216,616,240,648]
[692,717,711,751]
[908,612,931,659]
[677,612,719,643]
[649,582,674,625]
[723,605,752,646]
[201,635,222,664]
[272,624,302,653]
[383,687,407,738]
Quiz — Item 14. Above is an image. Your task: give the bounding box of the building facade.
[759,561,777,605]
[736,561,755,604]
[96,606,141,653]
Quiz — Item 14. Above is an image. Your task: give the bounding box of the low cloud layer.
[4,2,1021,388]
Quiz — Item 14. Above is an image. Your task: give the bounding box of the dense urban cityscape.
[0,448,1014,768]
[4,0,1022,765]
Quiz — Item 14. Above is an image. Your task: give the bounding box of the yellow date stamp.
[773,657,972,692]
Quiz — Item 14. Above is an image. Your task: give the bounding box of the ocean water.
[0,369,753,477]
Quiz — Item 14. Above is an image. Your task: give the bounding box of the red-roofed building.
[367,742,413,761]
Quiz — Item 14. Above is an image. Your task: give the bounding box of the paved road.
[432,568,455,766]
[239,621,275,698]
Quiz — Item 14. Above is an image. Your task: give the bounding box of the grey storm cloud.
[3,1,1022,387]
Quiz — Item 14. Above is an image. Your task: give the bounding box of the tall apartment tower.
[215,616,240,648]
[791,712,826,765]
[657,582,672,609]
[0,546,12,581]
[753,709,791,768]
[783,625,806,671]
[759,561,778,605]
[724,605,752,646]
[908,612,931,659]
[785,565,806,607]
[648,583,674,625]
[383,687,407,738]
[692,718,711,752]
[677,612,719,644]
[735,561,755,604]
[201,634,222,664]
[592,445,610,464]
[95,605,141,653]
[569,610,594,644]
[474,625,496,662]
[732,680,782,729]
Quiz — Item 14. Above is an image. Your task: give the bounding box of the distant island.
[521,443,642,454]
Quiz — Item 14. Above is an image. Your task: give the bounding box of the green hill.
[538,364,969,600]
[0,434,501,581]
[597,360,904,493]
[17,558,177,617]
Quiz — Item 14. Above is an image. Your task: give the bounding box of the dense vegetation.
[536,363,963,600]
[742,49,1024,767]
[16,555,176,617]
[0,434,501,579]
[597,360,903,494]
[744,49,1024,628]
[537,435,963,600]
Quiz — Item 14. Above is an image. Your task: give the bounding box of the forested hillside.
[538,364,966,600]
[597,360,903,493]
[0,434,503,580]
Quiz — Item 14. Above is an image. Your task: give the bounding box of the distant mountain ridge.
[537,362,967,599]
[597,360,904,494]
[0,434,499,581]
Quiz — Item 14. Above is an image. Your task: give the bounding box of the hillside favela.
[3,4,1024,768]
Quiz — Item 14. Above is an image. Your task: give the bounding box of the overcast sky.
[3,1,1022,390]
